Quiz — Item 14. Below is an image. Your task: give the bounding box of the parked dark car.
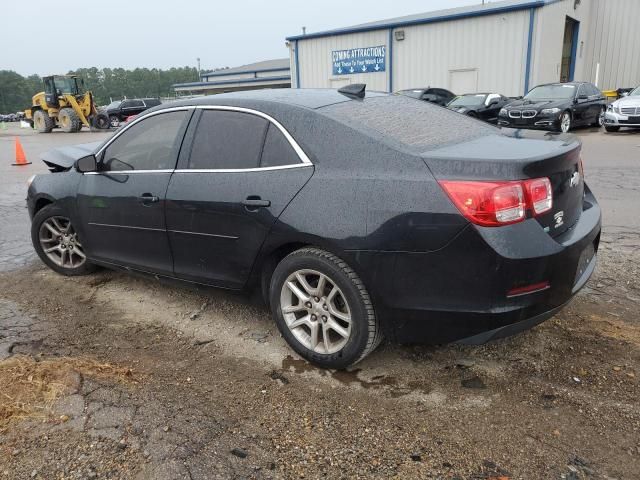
[446,93,512,124]
[498,82,606,132]
[397,87,456,106]
[27,88,601,369]
[105,98,161,127]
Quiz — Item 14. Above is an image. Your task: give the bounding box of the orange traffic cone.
[12,137,31,166]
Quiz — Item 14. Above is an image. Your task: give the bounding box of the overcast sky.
[5,0,482,76]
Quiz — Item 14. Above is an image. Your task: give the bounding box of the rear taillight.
[440,178,553,227]
[523,177,552,214]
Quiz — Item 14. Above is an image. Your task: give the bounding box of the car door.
[480,94,500,123]
[572,84,591,125]
[165,107,314,289]
[76,109,191,275]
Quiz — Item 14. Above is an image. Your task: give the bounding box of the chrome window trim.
[94,105,313,174]
[84,170,174,175]
[174,163,312,174]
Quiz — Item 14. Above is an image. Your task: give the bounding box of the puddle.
[281,355,430,398]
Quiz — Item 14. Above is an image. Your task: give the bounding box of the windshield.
[53,77,78,94]
[629,87,640,97]
[398,90,423,99]
[448,94,487,107]
[525,84,576,101]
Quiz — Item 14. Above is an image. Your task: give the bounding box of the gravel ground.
[0,124,638,479]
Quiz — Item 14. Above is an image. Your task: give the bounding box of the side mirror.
[577,94,589,102]
[488,99,500,106]
[76,154,97,173]
[621,91,629,97]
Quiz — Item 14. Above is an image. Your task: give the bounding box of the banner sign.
[332,46,386,75]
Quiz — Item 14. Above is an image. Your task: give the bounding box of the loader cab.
[43,76,82,107]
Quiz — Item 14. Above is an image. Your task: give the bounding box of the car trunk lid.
[423,131,583,237]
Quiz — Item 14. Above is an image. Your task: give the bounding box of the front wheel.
[109,115,120,128]
[557,111,572,133]
[31,204,96,276]
[270,248,383,369]
[605,125,620,133]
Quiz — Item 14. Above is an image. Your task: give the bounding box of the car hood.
[613,96,640,108]
[41,141,102,171]
[505,99,569,110]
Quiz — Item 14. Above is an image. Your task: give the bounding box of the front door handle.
[242,196,271,210]
[139,193,160,205]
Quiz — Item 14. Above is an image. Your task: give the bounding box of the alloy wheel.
[598,107,605,127]
[561,113,571,133]
[38,216,86,269]
[280,269,352,355]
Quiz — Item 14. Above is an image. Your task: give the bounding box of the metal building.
[286,0,640,96]
[173,58,291,95]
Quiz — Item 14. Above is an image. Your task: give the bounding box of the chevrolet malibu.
[27,87,601,369]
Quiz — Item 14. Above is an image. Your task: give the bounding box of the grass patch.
[0,355,136,429]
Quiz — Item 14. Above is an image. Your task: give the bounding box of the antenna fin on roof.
[338,83,366,99]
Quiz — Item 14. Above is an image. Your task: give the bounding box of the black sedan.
[498,82,606,132]
[397,87,456,106]
[27,87,601,369]
[446,93,512,124]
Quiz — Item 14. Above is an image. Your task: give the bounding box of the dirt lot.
[0,123,639,479]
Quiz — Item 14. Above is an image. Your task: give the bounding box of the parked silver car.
[604,86,640,132]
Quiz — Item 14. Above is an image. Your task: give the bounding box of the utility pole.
[197,57,201,81]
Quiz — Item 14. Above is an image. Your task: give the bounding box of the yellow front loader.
[24,75,110,133]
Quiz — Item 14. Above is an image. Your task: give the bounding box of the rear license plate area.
[574,242,596,284]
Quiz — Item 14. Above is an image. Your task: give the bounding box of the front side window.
[101,111,187,171]
[188,110,268,169]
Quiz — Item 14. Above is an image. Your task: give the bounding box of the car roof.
[165,88,389,110]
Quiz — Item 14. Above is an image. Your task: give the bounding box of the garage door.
[449,69,478,94]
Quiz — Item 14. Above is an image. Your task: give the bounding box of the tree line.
[0,66,202,114]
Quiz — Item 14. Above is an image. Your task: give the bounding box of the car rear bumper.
[348,186,601,344]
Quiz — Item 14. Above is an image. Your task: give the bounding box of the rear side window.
[188,110,268,169]
[260,124,301,167]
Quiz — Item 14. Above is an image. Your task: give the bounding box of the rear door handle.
[242,196,271,210]
[139,193,160,204]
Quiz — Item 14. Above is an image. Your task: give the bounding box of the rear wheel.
[605,125,620,133]
[59,108,80,133]
[33,110,54,133]
[31,204,96,276]
[593,106,605,127]
[270,247,383,369]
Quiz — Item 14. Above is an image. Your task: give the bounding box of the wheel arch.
[252,237,357,307]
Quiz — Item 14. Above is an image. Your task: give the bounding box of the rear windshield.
[320,95,495,152]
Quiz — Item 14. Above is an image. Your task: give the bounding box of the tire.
[557,111,572,133]
[466,111,477,118]
[58,108,81,133]
[33,110,54,133]
[605,126,620,133]
[31,204,96,276]
[593,106,605,127]
[109,115,120,128]
[92,113,110,130]
[270,247,383,369]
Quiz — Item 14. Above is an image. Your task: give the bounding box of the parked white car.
[604,86,640,132]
